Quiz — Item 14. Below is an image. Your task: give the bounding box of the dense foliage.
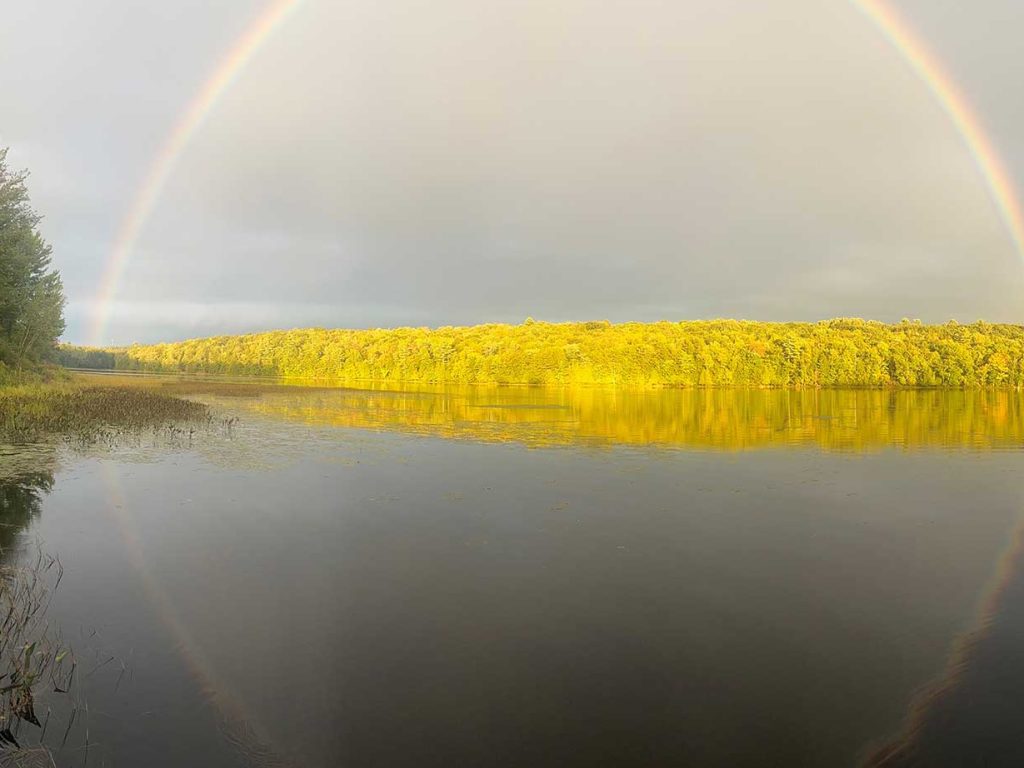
[55,344,116,370]
[100,318,1024,387]
[0,148,65,377]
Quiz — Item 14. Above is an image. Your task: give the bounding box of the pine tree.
[0,148,65,370]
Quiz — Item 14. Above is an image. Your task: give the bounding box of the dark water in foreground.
[4,384,1024,766]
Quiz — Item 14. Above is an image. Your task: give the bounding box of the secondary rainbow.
[88,0,305,345]
[851,0,1024,258]
[90,0,1024,345]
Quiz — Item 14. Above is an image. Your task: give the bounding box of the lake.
[4,383,1024,766]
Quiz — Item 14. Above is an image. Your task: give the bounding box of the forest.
[54,344,116,370]
[70,318,1024,388]
[0,148,65,379]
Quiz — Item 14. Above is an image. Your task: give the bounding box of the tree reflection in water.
[0,467,52,556]
[0,456,78,762]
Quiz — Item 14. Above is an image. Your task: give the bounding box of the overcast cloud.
[2,0,1022,344]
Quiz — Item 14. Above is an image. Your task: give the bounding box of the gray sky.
[2,0,1023,345]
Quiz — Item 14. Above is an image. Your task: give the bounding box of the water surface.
[4,384,1024,766]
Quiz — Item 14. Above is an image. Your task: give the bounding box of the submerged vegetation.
[84,318,1024,388]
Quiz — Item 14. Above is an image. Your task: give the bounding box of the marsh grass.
[0,384,213,444]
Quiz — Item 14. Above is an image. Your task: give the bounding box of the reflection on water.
[235,386,1024,450]
[0,455,53,554]
[0,461,81,763]
[7,381,1024,766]
[864,520,1024,767]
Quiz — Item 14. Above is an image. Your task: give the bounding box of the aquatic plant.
[0,468,76,764]
[0,384,211,444]
[0,549,73,758]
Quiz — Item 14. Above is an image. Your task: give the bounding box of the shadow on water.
[862,520,1024,767]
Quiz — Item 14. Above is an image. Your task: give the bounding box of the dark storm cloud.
[3,0,1023,344]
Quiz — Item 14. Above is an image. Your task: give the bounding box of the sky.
[2,0,1023,345]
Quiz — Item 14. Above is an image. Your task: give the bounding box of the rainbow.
[89,0,1024,345]
[98,462,291,762]
[88,0,305,345]
[851,0,1024,256]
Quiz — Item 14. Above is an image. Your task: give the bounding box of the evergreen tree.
[0,148,65,370]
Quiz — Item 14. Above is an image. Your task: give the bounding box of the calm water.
[4,384,1024,766]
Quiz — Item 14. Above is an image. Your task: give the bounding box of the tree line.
[54,345,115,370]
[71,317,1024,387]
[0,148,64,378]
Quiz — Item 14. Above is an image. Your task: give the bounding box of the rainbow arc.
[89,0,304,345]
[88,0,1024,345]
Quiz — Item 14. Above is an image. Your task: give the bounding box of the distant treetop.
[75,318,1024,388]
